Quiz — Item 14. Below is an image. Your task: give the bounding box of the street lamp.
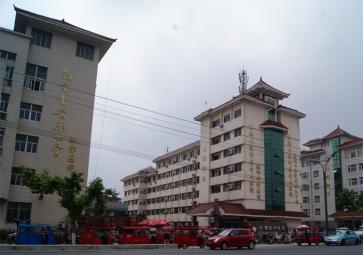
[310,151,337,233]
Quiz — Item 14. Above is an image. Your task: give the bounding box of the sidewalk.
[0,244,177,251]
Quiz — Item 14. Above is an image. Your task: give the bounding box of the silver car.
[324,229,360,246]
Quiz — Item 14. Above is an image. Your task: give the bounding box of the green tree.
[336,189,363,211]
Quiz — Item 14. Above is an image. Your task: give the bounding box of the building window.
[31,28,52,48]
[211,185,221,193]
[359,177,363,185]
[10,167,33,186]
[234,109,241,118]
[211,119,220,128]
[211,168,221,177]
[24,63,47,91]
[314,196,320,203]
[303,209,310,215]
[223,181,241,191]
[359,163,363,171]
[223,114,230,123]
[224,132,230,141]
[211,152,221,161]
[211,136,221,145]
[15,134,39,153]
[234,145,241,154]
[315,208,321,215]
[346,149,357,158]
[234,128,241,137]
[0,50,16,87]
[76,41,95,60]
[302,196,309,203]
[0,127,4,155]
[313,170,319,178]
[314,183,320,190]
[349,178,358,186]
[302,184,309,191]
[6,202,31,223]
[267,108,276,121]
[301,172,308,179]
[19,102,43,121]
[0,93,9,120]
[348,164,357,172]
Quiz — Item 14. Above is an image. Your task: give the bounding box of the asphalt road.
[0,244,362,255]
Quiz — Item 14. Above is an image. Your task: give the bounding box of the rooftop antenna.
[165,146,169,153]
[238,68,249,94]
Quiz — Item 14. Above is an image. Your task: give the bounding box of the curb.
[0,244,177,251]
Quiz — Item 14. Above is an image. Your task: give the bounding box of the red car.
[207,228,256,250]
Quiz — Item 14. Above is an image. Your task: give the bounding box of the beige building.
[122,79,307,228]
[301,128,362,229]
[0,7,115,228]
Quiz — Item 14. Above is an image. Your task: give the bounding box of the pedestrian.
[149,226,157,244]
[163,224,172,244]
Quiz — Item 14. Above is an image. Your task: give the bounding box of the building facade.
[0,7,115,227]
[300,127,361,228]
[122,142,200,226]
[122,79,307,227]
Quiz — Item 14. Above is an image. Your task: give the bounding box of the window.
[315,208,321,215]
[223,181,241,191]
[0,50,16,87]
[211,168,221,177]
[224,132,230,141]
[234,109,241,118]
[211,136,221,145]
[303,209,310,215]
[314,196,320,203]
[359,177,363,185]
[31,29,52,48]
[6,202,31,223]
[10,167,34,186]
[76,41,95,60]
[223,149,230,157]
[234,128,241,137]
[0,127,4,154]
[19,102,42,121]
[0,93,9,120]
[348,164,357,172]
[211,119,220,128]
[211,185,221,193]
[302,184,309,191]
[313,170,319,178]
[234,145,241,154]
[302,196,309,203]
[346,150,357,158]
[24,63,47,91]
[359,163,363,171]
[223,114,230,123]
[267,108,276,121]
[314,183,320,190]
[211,152,221,161]
[15,134,39,153]
[234,163,242,172]
[349,178,358,186]
[301,172,308,179]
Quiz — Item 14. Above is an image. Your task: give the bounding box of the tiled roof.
[303,127,359,147]
[189,202,308,218]
[152,141,200,163]
[245,79,290,99]
[301,149,324,159]
[260,120,288,131]
[14,6,116,42]
[323,127,358,140]
[277,105,306,118]
[330,211,363,218]
[339,138,363,149]
[121,166,156,181]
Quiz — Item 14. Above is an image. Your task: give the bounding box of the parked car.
[324,229,360,246]
[355,226,363,243]
[207,228,256,250]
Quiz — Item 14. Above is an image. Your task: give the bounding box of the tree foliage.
[336,188,363,211]
[21,168,118,231]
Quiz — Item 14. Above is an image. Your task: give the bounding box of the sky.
[1,0,362,195]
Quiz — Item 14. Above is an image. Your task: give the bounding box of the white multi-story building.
[0,6,115,227]
[300,127,361,229]
[123,78,307,228]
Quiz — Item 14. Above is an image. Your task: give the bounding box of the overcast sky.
[1,0,362,195]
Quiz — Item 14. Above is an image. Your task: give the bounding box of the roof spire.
[260,76,263,82]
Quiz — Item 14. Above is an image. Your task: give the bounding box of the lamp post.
[310,151,337,233]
